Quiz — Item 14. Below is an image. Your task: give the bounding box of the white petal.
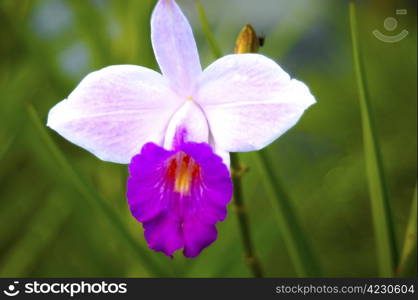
[163,101,209,149]
[47,65,182,163]
[197,54,316,152]
[163,100,230,168]
[151,0,201,96]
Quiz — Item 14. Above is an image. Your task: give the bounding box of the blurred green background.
[0,0,416,277]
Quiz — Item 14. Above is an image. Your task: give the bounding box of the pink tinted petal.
[47,65,182,163]
[197,54,316,152]
[163,101,209,149]
[127,139,232,257]
[151,0,201,96]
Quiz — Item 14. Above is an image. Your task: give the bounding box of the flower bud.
[234,24,262,54]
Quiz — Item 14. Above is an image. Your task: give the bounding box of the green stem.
[231,153,264,277]
[254,151,321,276]
[195,3,263,277]
[196,1,322,276]
[349,0,398,277]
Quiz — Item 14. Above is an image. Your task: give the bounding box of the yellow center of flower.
[166,152,201,195]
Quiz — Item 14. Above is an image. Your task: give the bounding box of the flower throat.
[166,152,201,195]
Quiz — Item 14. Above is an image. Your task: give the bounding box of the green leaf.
[25,105,172,277]
[0,191,72,277]
[349,0,398,277]
[252,150,321,277]
[397,186,417,277]
[195,1,222,59]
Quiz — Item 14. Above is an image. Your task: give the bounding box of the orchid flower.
[47,0,316,258]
